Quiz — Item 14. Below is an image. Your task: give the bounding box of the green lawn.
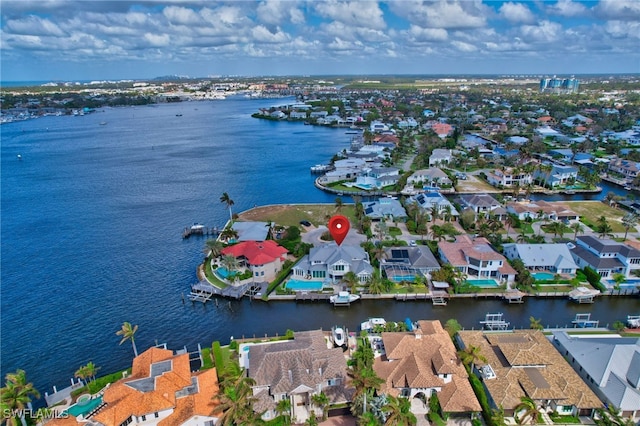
[237,204,357,228]
[565,201,627,233]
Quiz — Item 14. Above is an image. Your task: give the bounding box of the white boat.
[627,315,640,329]
[329,291,360,306]
[360,317,387,332]
[331,326,346,347]
[190,223,205,234]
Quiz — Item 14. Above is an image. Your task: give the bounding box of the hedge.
[212,341,225,370]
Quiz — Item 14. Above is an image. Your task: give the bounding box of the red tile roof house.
[220,240,288,282]
[373,320,481,419]
[438,235,516,285]
[47,347,220,426]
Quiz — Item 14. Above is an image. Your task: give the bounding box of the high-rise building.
[539,76,579,94]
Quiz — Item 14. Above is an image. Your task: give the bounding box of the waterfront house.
[428,149,452,167]
[608,158,640,180]
[381,246,440,282]
[291,242,373,283]
[407,168,452,188]
[505,200,579,222]
[247,330,353,424]
[503,243,578,276]
[370,120,389,133]
[363,198,407,221]
[318,158,366,184]
[551,331,640,421]
[220,240,288,282]
[458,194,507,220]
[533,162,578,188]
[406,192,459,218]
[373,320,481,418]
[47,346,220,426]
[456,330,601,418]
[351,166,400,190]
[486,167,533,188]
[570,235,640,279]
[438,235,516,283]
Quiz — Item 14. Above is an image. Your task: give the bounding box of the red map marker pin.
[328,215,350,246]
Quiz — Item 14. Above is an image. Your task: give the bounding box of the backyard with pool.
[532,272,556,281]
[465,279,499,288]
[64,395,103,417]
[284,279,324,291]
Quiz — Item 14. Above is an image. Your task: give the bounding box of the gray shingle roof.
[571,245,626,270]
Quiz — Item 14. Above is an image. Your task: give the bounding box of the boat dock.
[182,224,219,239]
[571,313,599,328]
[480,312,510,330]
[188,280,263,301]
[295,292,331,302]
[568,286,600,303]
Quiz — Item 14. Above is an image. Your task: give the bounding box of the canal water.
[1,97,638,405]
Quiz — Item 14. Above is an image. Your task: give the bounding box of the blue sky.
[1,0,638,82]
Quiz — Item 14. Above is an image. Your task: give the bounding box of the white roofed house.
[486,167,533,188]
[317,158,366,184]
[406,192,459,219]
[363,198,407,221]
[429,149,453,167]
[292,242,373,283]
[533,162,578,188]
[503,243,578,277]
[406,168,452,189]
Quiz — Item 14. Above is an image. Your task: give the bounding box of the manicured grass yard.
[237,204,356,228]
[565,201,627,233]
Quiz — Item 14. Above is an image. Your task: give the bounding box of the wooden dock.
[295,292,331,302]
[182,225,220,239]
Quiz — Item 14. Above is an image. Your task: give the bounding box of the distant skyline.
[1,0,639,82]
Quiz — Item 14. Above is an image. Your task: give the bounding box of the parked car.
[299,220,311,227]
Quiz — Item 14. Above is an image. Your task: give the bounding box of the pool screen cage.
[383,265,424,283]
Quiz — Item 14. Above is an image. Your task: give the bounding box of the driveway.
[301,225,366,247]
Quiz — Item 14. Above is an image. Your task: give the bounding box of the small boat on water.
[190,223,205,233]
[360,317,386,332]
[331,326,346,347]
[624,186,632,191]
[329,291,360,306]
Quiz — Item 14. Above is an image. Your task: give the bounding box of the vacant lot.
[565,201,628,233]
[237,204,356,228]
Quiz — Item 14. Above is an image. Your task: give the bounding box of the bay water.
[1,97,637,403]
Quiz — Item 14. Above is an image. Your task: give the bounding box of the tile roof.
[248,330,352,405]
[438,236,509,268]
[49,348,220,426]
[221,240,288,266]
[373,320,481,413]
[457,330,601,411]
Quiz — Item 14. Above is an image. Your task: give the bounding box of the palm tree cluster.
[213,361,260,425]
[75,361,100,385]
[596,216,614,239]
[0,369,40,426]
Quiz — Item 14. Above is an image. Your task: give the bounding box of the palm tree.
[381,395,416,426]
[570,222,584,241]
[349,367,384,415]
[221,255,239,276]
[367,275,385,295]
[74,364,90,385]
[343,271,360,293]
[276,398,292,425]
[220,192,235,222]
[458,345,487,370]
[621,213,638,240]
[444,319,462,338]
[116,321,139,357]
[514,396,539,425]
[220,226,239,243]
[529,316,543,330]
[311,392,330,421]
[214,374,258,426]
[516,228,528,243]
[335,197,344,212]
[490,406,505,426]
[597,218,614,239]
[204,239,224,258]
[1,370,40,426]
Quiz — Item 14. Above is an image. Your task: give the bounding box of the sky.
[1,0,639,82]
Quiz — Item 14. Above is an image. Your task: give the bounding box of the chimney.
[288,370,293,382]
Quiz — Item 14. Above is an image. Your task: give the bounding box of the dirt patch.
[455,174,497,193]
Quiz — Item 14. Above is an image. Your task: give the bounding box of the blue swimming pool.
[64,396,103,417]
[604,279,640,289]
[285,279,324,291]
[391,274,416,283]
[216,267,236,279]
[533,272,555,281]
[466,279,499,288]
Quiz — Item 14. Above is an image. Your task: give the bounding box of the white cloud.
[388,0,490,29]
[499,2,535,24]
[143,33,171,47]
[251,25,291,43]
[5,15,66,37]
[519,20,562,43]
[257,0,305,26]
[313,1,386,30]
[163,6,202,26]
[593,0,640,21]
[547,0,588,17]
[605,20,640,39]
[406,25,448,42]
[451,40,477,52]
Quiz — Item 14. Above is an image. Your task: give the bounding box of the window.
[141,415,146,422]
[154,413,159,418]
[334,264,345,271]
